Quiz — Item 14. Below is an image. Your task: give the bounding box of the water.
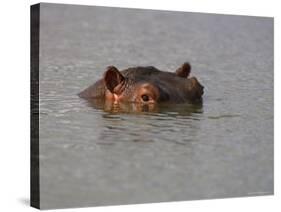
[38,3,273,209]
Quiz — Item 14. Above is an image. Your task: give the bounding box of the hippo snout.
[189,77,204,100]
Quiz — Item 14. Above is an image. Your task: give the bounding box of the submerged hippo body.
[79,63,204,105]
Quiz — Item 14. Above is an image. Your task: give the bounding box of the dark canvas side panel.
[30,3,40,209]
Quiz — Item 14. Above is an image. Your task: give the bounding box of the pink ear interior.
[104,66,125,93]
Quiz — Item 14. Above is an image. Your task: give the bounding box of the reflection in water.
[85,98,203,116]
[82,97,204,145]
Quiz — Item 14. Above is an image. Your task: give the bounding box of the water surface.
[38,3,273,209]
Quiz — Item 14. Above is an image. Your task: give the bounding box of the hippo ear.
[104,66,125,94]
[175,62,191,78]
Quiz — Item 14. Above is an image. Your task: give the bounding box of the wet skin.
[85,97,203,115]
[79,62,204,111]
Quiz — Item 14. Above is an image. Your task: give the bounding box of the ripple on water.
[207,114,240,120]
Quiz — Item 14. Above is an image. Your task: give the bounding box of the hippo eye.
[141,94,149,102]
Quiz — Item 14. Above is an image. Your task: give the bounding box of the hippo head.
[104,66,161,104]
[102,63,204,104]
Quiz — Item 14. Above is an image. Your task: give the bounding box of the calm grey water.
[38,3,273,209]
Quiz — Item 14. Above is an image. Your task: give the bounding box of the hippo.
[78,62,204,106]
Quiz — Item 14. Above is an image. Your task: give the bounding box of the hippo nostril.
[141,94,149,102]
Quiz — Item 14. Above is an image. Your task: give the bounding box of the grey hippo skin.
[78,62,204,104]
